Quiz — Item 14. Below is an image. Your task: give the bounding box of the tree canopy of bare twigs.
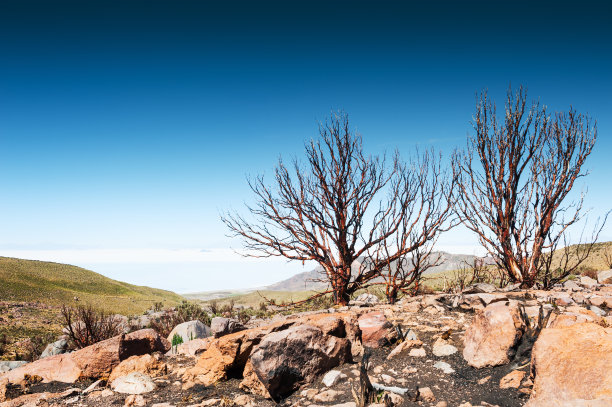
[366,150,457,303]
[222,112,455,305]
[453,86,606,288]
[61,304,124,349]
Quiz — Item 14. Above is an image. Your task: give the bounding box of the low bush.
[61,304,125,349]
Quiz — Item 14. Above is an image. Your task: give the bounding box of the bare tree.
[223,112,454,305]
[61,305,124,349]
[367,150,456,303]
[454,86,604,288]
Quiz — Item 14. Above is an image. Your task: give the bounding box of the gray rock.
[322,370,347,387]
[351,293,379,306]
[210,317,245,338]
[40,338,69,359]
[167,320,211,343]
[578,276,598,289]
[563,280,581,291]
[0,361,28,373]
[111,372,156,394]
[589,305,607,317]
[432,338,458,357]
[433,361,455,374]
[597,269,612,284]
[463,283,497,294]
[404,329,418,341]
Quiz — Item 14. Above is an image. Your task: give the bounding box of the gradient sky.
[1,1,611,292]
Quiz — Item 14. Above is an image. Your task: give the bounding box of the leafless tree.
[454,86,605,288]
[451,256,491,292]
[223,112,454,305]
[367,150,456,303]
[61,305,124,349]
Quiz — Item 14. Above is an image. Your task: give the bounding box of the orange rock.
[547,306,602,329]
[499,370,526,389]
[357,311,396,348]
[109,354,166,383]
[1,329,169,385]
[526,322,612,406]
[182,320,293,388]
[462,301,525,368]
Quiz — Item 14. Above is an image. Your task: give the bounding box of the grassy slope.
[0,257,184,315]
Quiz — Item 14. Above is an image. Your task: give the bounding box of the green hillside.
[0,257,184,315]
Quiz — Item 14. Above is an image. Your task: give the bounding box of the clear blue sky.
[1,0,611,292]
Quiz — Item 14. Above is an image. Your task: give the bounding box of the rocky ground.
[1,271,612,407]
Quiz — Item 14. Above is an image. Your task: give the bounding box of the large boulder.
[182,313,361,389]
[39,338,69,359]
[463,301,525,368]
[598,269,612,284]
[108,354,166,383]
[182,320,293,388]
[296,313,363,357]
[211,317,245,338]
[239,324,351,400]
[526,322,612,406]
[167,320,211,343]
[1,329,169,384]
[357,311,396,348]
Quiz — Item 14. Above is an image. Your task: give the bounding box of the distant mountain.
[265,251,482,292]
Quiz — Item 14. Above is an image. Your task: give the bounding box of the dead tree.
[223,112,454,305]
[368,151,456,303]
[453,86,604,288]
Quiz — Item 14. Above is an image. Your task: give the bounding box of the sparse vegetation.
[61,304,125,349]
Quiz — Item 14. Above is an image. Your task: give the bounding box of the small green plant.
[171,333,183,352]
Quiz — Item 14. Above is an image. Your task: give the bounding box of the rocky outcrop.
[462,301,525,368]
[526,322,612,406]
[1,329,169,385]
[239,324,352,400]
[182,313,361,390]
[181,320,293,388]
[211,317,245,338]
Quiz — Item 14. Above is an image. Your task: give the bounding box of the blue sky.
[1,1,611,292]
